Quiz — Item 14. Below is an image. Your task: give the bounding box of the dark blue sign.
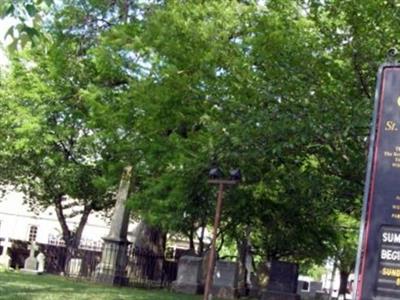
[356,65,400,299]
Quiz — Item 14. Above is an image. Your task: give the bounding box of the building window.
[301,281,310,292]
[28,225,38,242]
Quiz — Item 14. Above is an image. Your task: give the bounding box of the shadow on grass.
[0,272,204,300]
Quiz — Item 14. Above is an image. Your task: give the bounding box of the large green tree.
[0,0,141,267]
[2,0,396,271]
[120,0,361,264]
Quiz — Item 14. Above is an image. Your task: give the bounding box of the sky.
[0,17,15,67]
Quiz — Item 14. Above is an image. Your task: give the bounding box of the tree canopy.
[0,0,395,268]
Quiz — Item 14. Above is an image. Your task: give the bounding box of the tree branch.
[352,50,371,99]
[54,194,71,242]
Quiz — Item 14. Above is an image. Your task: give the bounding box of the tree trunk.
[328,258,337,300]
[134,221,166,254]
[133,221,166,280]
[198,225,205,256]
[339,270,350,299]
[189,226,195,252]
[237,237,248,297]
[54,195,92,275]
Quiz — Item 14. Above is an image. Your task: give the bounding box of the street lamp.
[203,167,241,300]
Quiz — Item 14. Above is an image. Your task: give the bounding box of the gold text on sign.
[385,121,398,131]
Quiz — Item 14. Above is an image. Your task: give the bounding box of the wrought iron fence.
[7,239,178,288]
[125,246,178,288]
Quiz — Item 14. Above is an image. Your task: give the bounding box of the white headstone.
[0,238,12,268]
[0,238,12,256]
[36,252,45,273]
[24,241,39,271]
[68,258,82,277]
[28,242,39,257]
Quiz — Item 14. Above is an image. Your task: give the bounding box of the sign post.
[355,64,400,299]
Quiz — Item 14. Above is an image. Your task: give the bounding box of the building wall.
[0,189,136,248]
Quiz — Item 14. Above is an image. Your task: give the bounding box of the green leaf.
[25,4,37,17]
[4,26,14,39]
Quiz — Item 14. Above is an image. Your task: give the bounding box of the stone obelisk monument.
[94,165,132,284]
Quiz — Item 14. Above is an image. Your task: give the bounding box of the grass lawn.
[0,271,210,300]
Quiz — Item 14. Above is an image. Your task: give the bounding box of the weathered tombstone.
[172,255,204,294]
[309,281,323,296]
[314,291,330,300]
[21,241,39,274]
[0,238,12,269]
[297,280,323,299]
[94,166,132,284]
[36,252,45,273]
[259,260,300,300]
[211,260,239,299]
[68,258,82,277]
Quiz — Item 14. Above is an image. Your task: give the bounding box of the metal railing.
[8,239,178,288]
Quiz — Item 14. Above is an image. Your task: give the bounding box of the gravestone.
[172,255,204,294]
[68,258,82,277]
[314,291,329,300]
[309,281,323,296]
[211,260,239,299]
[36,252,45,273]
[297,280,323,299]
[0,238,12,269]
[259,260,300,300]
[21,242,40,274]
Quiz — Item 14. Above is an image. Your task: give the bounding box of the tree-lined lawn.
[0,271,206,300]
